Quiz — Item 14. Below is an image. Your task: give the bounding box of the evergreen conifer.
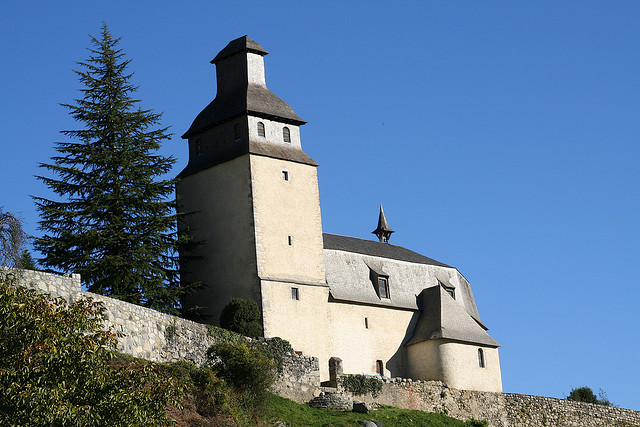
[34,24,195,314]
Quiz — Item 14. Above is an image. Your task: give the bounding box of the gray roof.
[211,35,268,64]
[323,233,451,268]
[406,285,499,347]
[183,37,306,139]
[177,140,317,178]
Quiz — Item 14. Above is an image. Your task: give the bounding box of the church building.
[177,36,502,393]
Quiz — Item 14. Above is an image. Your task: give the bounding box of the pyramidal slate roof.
[323,233,451,268]
[211,35,268,63]
[406,285,499,347]
[183,36,305,139]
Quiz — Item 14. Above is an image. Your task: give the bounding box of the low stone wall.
[15,269,214,364]
[272,354,321,402]
[505,393,640,427]
[338,378,640,426]
[13,269,321,387]
[10,270,640,426]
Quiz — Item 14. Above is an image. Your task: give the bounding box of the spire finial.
[372,204,394,243]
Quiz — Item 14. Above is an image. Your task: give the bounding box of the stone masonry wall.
[339,377,640,426]
[15,269,214,364]
[12,269,319,384]
[10,270,640,426]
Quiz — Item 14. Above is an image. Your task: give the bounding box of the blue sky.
[2,1,639,411]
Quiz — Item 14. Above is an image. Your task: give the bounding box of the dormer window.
[439,280,455,300]
[378,276,390,299]
[257,122,265,137]
[283,126,291,143]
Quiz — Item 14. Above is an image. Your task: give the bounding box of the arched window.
[478,348,485,368]
[283,126,291,143]
[257,122,265,137]
[234,123,241,141]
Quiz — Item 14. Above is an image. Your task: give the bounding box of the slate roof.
[183,37,306,139]
[211,35,268,64]
[323,233,451,268]
[406,285,499,347]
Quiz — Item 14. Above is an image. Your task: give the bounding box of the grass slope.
[265,394,487,427]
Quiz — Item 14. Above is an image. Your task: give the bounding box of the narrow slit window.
[282,170,289,181]
[257,121,265,137]
[283,126,291,143]
[234,123,241,141]
[288,235,293,246]
[195,138,203,155]
[364,318,369,329]
[291,287,299,300]
[478,348,485,368]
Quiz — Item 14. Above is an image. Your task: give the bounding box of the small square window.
[282,170,289,181]
[291,287,299,300]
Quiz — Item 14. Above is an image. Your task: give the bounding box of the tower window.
[282,170,289,181]
[439,281,455,300]
[378,276,390,299]
[288,235,293,246]
[364,318,369,329]
[195,138,202,155]
[234,123,241,141]
[257,122,265,137]
[478,348,485,368]
[291,287,299,300]
[283,126,291,143]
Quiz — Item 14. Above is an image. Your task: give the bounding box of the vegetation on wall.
[219,297,263,337]
[567,386,612,406]
[340,374,384,398]
[33,24,197,315]
[0,273,181,426]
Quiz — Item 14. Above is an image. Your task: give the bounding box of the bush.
[567,386,611,406]
[207,341,276,416]
[340,374,384,398]
[0,274,181,426]
[219,298,263,337]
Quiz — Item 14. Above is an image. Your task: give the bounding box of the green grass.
[265,394,487,427]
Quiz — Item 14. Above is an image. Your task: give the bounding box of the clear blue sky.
[2,1,639,411]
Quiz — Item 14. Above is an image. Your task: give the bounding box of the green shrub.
[0,274,181,426]
[207,324,245,344]
[567,386,611,406]
[340,374,384,398]
[207,341,276,416]
[219,298,263,337]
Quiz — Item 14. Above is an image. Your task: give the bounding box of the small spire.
[372,204,394,243]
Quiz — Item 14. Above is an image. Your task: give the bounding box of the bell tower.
[177,36,326,328]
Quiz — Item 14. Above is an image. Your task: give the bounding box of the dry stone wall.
[15,269,214,364]
[11,270,640,426]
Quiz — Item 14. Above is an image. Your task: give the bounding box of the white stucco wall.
[407,339,502,392]
[177,154,260,322]
[250,155,325,285]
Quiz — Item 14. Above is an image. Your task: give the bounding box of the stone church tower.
[177,36,326,329]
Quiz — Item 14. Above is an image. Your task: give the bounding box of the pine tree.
[34,24,195,314]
